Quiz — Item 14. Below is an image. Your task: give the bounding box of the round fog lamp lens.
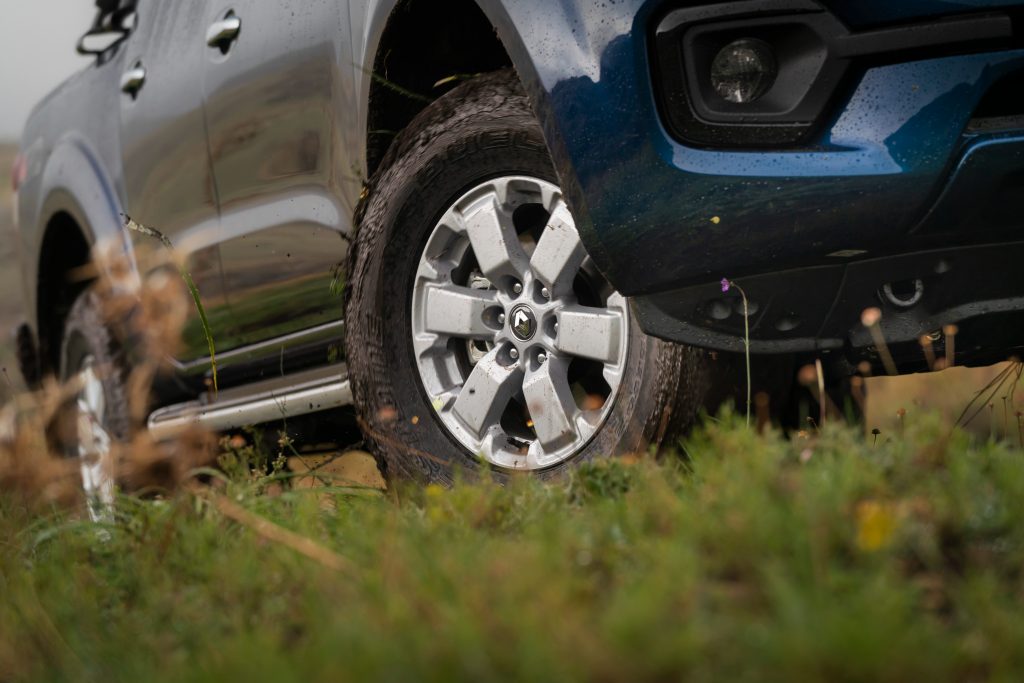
[710,39,777,104]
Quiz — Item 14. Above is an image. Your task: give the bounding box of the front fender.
[353,0,621,276]
[23,133,137,333]
[477,1,1024,303]
[475,0,618,269]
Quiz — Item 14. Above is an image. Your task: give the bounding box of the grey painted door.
[202,0,361,348]
[118,0,232,360]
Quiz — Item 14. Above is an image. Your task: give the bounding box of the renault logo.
[509,305,537,341]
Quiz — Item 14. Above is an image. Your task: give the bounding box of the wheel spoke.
[530,201,585,296]
[76,367,112,469]
[522,357,578,452]
[80,364,106,422]
[412,175,630,470]
[465,198,529,283]
[555,305,625,365]
[79,428,113,484]
[423,284,498,339]
[451,349,522,440]
[75,359,115,521]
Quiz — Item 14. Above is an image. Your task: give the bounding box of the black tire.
[56,290,132,500]
[345,70,710,484]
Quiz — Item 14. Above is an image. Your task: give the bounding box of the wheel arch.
[357,0,600,270]
[361,0,515,178]
[29,136,137,376]
[35,208,93,376]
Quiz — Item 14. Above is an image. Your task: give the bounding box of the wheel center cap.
[509,304,537,341]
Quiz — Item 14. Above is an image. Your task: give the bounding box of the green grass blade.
[124,215,218,394]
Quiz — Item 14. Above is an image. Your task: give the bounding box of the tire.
[57,289,132,518]
[345,70,709,484]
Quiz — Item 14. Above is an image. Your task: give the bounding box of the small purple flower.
[721,278,731,293]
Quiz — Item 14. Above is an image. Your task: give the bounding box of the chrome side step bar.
[148,364,352,441]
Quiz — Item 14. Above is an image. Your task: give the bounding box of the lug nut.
[512,282,523,295]
[541,286,550,299]
[498,312,506,324]
[537,352,547,364]
[509,348,519,360]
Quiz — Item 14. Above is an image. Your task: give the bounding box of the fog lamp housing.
[710,39,777,104]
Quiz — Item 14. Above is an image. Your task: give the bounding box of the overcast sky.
[0,1,96,141]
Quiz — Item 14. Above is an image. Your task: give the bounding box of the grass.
[4,412,1024,681]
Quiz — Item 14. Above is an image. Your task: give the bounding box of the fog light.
[710,39,777,104]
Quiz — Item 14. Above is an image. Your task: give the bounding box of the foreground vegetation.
[3,412,1024,682]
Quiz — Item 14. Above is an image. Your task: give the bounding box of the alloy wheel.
[411,176,630,470]
[75,356,116,520]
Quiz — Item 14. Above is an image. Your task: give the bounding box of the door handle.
[206,15,242,49]
[120,63,146,97]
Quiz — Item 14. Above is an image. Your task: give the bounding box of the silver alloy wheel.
[75,356,115,520]
[411,176,630,470]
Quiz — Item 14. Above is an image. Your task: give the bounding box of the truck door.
[201,1,361,348]
[117,0,232,363]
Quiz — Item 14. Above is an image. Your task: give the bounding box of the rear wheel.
[58,290,131,519]
[345,70,709,483]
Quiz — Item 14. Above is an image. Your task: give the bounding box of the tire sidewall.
[346,72,700,484]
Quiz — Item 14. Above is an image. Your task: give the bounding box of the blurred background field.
[0,143,25,402]
[866,363,1020,442]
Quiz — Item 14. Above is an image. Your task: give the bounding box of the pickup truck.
[10,0,1024,504]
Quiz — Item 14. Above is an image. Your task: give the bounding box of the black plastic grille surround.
[652,0,1016,148]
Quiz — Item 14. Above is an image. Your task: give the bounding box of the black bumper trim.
[652,1,1015,148]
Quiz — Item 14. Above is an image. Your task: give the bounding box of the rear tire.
[345,70,710,484]
[58,290,132,518]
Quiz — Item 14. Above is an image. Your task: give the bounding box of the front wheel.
[345,70,709,484]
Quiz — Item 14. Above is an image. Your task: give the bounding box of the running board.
[147,364,352,441]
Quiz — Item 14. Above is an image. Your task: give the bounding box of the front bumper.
[552,0,1024,369]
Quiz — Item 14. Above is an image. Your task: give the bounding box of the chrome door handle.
[206,15,242,48]
[120,64,146,96]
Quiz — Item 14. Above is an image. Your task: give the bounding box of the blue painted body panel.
[476,0,1024,296]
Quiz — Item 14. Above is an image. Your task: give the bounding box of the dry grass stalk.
[919,334,936,371]
[815,358,826,428]
[196,486,356,575]
[944,324,958,368]
[861,308,898,376]
[0,238,216,511]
